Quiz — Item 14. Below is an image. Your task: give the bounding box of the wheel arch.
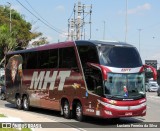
[22,93,29,99]
[61,97,69,107]
[72,99,82,110]
[15,93,21,99]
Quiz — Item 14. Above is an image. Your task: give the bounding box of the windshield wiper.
[106,94,124,99]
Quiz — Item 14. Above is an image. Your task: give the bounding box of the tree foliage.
[0,5,47,66]
[32,37,49,47]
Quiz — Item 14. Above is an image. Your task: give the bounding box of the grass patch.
[0,114,6,117]
[0,114,32,131]
[0,129,20,131]
[21,128,32,131]
[0,128,32,131]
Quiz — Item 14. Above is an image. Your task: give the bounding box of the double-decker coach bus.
[5,40,157,121]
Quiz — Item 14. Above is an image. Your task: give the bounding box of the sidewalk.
[0,107,78,131]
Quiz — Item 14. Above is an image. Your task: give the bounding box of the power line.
[15,0,65,35]
[24,0,63,33]
[68,8,74,20]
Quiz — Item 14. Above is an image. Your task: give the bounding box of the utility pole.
[7,2,12,33]
[68,0,92,40]
[138,29,142,54]
[70,19,75,40]
[68,19,70,40]
[89,4,92,40]
[77,1,81,40]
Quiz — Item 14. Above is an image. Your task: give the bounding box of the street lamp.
[7,2,12,33]
[125,0,128,42]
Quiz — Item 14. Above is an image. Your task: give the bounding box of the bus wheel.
[111,118,120,122]
[76,102,83,121]
[63,100,71,119]
[16,96,22,110]
[23,96,29,111]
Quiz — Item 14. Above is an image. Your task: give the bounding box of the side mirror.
[143,65,157,80]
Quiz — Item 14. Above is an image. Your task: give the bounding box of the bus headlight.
[104,110,112,115]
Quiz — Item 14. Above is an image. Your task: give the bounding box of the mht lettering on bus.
[29,71,71,91]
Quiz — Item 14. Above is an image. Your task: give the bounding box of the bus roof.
[7,41,74,55]
[7,40,134,55]
[75,40,133,47]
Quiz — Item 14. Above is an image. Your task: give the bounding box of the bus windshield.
[104,73,145,99]
[98,45,142,68]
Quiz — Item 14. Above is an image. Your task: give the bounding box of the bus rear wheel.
[23,96,29,111]
[76,102,83,121]
[63,100,71,119]
[16,96,22,110]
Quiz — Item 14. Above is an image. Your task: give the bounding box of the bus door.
[77,45,103,116]
[83,66,104,116]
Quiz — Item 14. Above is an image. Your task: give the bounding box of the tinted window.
[49,49,58,68]
[21,53,27,69]
[38,50,49,68]
[25,52,38,69]
[77,46,99,67]
[38,49,58,69]
[99,46,142,68]
[59,47,78,68]
[24,49,58,69]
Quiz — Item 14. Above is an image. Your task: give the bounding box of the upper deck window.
[98,45,142,68]
[77,45,99,67]
[59,47,78,68]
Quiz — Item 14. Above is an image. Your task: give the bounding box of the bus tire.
[111,118,120,122]
[16,96,22,110]
[76,102,83,121]
[63,100,71,119]
[23,96,29,111]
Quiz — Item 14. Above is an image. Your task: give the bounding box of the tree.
[0,5,44,66]
[32,37,49,47]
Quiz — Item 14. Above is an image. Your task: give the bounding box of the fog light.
[104,110,112,115]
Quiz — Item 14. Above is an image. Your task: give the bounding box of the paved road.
[0,92,160,131]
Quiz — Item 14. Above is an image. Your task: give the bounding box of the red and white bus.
[5,40,157,121]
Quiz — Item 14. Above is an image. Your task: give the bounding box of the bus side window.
[77,45,99,67]
[86,68,103,96]
[59,47,78,69]
[49,49,58,68]
[37,49,58,69]
[77,45,103,95]
[38,50,50,69]
[26,52,38,69]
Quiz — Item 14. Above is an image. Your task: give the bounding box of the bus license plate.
[125,112,132,116]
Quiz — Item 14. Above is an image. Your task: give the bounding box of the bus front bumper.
[100,102,146,118]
